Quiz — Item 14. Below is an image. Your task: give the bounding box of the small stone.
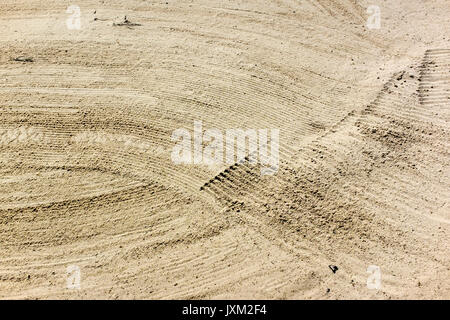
[329,265,339,273]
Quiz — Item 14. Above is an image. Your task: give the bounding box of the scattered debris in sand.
[12,56,33,62]
[113,16,141,27]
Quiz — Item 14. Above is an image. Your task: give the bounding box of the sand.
[0,0,449,299]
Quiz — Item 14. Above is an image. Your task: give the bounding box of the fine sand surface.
[0,0,449,299]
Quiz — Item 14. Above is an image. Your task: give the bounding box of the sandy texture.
[0,0,449,299]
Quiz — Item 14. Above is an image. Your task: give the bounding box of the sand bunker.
[0,0,449,299]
